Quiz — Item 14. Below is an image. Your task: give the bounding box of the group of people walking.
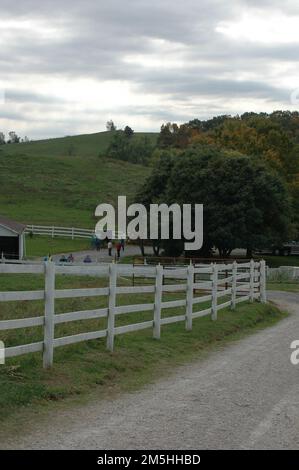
[91,235,125,258]
[43,236,126,265]
[58,253,74,263]
[107,239,125,258]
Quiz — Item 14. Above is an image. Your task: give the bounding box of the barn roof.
[0,216,26,235]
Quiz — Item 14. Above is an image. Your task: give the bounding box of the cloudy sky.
[1,0,299,139]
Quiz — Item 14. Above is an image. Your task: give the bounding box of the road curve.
[1,291,299,450]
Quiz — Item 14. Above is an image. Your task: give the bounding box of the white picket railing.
[25,224,94,239]
[25,224,125,240]
[0,260,267,368]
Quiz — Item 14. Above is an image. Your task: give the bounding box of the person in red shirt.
[116,241,122,259]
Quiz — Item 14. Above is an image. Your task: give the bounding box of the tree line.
[105,121,155,165]
[0,131,29,144]
[132,111,299,257]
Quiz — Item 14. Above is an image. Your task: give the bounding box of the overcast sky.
[1,0,299,139]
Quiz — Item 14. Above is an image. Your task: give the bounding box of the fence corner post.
[153,264,163,339]
[249,259,255,303]
[231,260,237,310]
[107,262,117,352]
[211,263,218,321]
[260,259,267,303]
[186,262,194,331]
[43,261,55,369]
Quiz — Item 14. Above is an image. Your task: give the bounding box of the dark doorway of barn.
[0,236,19,259]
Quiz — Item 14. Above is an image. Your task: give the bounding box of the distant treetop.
[106,120,116,132]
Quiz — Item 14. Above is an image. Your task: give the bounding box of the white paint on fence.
[153,264,163,339]
[26,224,94,239]
[260,259,267,303]
[211,264,218,321]
[43,261,55,368]
[250,259,255,303]
[231,261,237,309]
[0,259,266,368]
[0,340,4,364]
[25,224,126,240]
[186,263,194,331]
[107,263,117,352]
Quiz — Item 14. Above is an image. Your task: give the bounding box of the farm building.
[0,216,26,259]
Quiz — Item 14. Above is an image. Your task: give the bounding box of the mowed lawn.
[261,255,299,268]
[0,131,153,227]
[0,270,287,429]
[26,236,91,258]
[267,282,299,292]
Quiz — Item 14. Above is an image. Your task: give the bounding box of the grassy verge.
[0,268,287,432]
[267,282,299,292]
[26,235,91,257]
[261,255,299,268]
[0,153,149,227]
[25,236,141,258]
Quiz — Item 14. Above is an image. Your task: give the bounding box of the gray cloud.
[0,0,298,138]
[5,90,67,104]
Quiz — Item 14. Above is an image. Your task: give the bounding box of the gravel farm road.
[1,291,299,450]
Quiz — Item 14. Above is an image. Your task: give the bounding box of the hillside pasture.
[0,153,150,227]
[1,131,158,159]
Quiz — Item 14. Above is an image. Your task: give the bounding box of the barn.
[0,216,26,259]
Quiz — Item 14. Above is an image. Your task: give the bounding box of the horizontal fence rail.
[0,259,267,368]
[26,224,94,240]
[25,224,125,240]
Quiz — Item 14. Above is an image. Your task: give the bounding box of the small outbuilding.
[0,216,26,259]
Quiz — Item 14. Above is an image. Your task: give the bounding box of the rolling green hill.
[1,131,158,158]
[0,131,156,227]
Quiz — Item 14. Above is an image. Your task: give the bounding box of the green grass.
[0,270,287,431]
[260,255,299,268]
[267,282,299,292]
[26,235,91,258]
[1,131,158,159]
[0,132,153,227]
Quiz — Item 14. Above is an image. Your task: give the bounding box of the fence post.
[211,263,218,321]
[107,263,117,351]
[260,260,267,303]
[52,226,54,238]
[231,260,237,309]
[249,259,255,302]
[43,261,55,368]
[153,264,163,339]
[71,227,74,240]
[186,263,194,331]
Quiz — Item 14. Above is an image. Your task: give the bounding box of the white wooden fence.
[267,266,299,281]
[25,224,125,240]
[26,224,94,239]
[0,260,266,368]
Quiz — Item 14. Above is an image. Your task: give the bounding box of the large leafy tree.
[169,149,291,256]
[157,122,192,149]
[157,112,299,238]
[107,131,154,164]
[137,146,291,257]
[124,125,134,138]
